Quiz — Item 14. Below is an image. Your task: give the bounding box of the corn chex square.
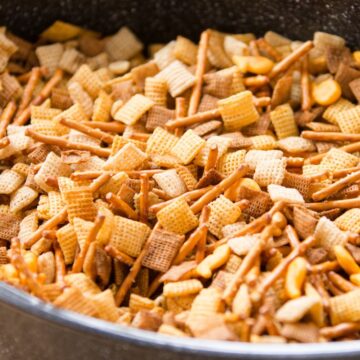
[109,216,151,257]
[157,197,199,235]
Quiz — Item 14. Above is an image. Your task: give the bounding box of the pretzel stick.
[174,97,187,136]
[45,176,59,189]
[305,141,360,165]
[149,186,213,214]
[166,108,221,130]
[11,252,47,299]
[188,30,209,116]
[0,137,9,149]
[89,172,112,192]
[306,197,360,211]
[324,275,343,296]
[0,100,16,138]
[72,213,105,273]
[83,242,98,280]
[139,174,149,223]
[84,121,125,133]
[320,322,360,340]
[208,201,285,251]
[269,41,314,79]
[204,144,218,172]
[249,40,260,56]
[152,188,171,200]
[308,170,330,183]
[71,171,110,180]
[17,66,48,84]
[333,167,360,179]
[308,260,339,274]
[105,192,138,220]
[16,67,41,116]
[302,131,360,142]
[253,96,271,108]
[223,225,274,305]
[312,170,360,201]
[328,271,356,292]
[42,229,57,240]
[245,257,261,286]
[59,118,114,144]
[10,238,45,296]
[24,207,68,248]
[244,75,269,88]
[54,239,66,284]
[190,165,248,214]
[127,132,150,141]
[195,206,211,263]
[25,128,111,158]
[115,224,160,306]
[126,169,165,179]
[286,157,304,167]
[256,38,282,61]
[310,274,330,312]
[147,273,163,297]
[14,69,64,125]
[301,56,311,111]
[284,225,300,248]
[251,235,316,303]
[173,227,208,266]
[104,244,135,266]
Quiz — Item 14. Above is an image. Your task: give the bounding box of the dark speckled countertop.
[0,0,360,47]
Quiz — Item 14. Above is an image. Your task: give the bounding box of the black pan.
[1,0,360,358]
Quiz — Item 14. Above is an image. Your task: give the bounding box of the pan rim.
[1,282,360,359]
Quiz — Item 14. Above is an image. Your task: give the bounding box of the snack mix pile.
[1,21,360,343]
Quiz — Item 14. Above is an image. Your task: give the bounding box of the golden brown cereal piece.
[142,229,184,272]
[56,223,77,265]
[146,127,179,156]
[109,215,150,257]
[145,106,175,131]
[335,62,360,100]
[218,91,260,131]
[253,158,286,187]
[323,97,355,125]
[105,27,143,61]
[0,213,20,241]
[330,289,360,325]
[314,216,348,258]
[207,30,232,69]
[275,296,319,323]
[63,186,97,223]
[157,197,199,235]
[333,105,360,134]
[267,184,304,204]
[92,90,113,122]
[113,94,154,125]
[228,234,260,257]
[156,60,196,97]
[270,103,298,139]
[170,129,205,165]
[104,143,147,171]
[35,43,64,76]
[194,136,231,167]
[319,148,359,172]
[207,195,241,238]
[335,209,360,233]
[153,169,187,198]
[10,186,38,213]
[53,287,99,317]
[174,36,198,66]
